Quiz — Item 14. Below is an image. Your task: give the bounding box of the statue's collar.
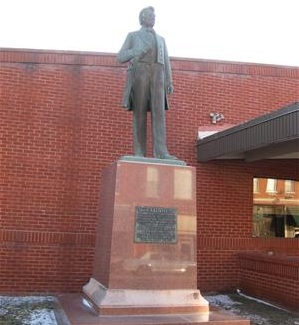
[141,27,155,34]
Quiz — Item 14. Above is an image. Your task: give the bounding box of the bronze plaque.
[134,206,177,243]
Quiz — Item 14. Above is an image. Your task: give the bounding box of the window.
[253,178,299,238]
[266,178,277,194]
[253,178,259,193]
[285,180,295,194]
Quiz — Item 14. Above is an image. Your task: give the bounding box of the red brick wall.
[238,252,299,311]
[0,49,298,294]
[197,159,299,294]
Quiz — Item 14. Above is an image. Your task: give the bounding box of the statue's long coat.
[117,28,173,111]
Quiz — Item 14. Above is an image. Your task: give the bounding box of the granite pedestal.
[80,158,249,324]
[83,159,208,316]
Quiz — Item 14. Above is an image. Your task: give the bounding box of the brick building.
[0,48,298,309]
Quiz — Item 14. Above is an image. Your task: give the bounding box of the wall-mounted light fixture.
[210,112,224,124]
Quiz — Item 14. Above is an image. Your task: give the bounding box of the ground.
[0,296,57,325]
[0,291,298,325]
[205,291,299,325]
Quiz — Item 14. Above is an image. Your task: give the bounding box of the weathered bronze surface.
[117,6,178,160]
[134,206,177,243]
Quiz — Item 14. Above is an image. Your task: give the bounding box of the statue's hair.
[139,6,155,25]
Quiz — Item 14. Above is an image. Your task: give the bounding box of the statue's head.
[139,6,155,28]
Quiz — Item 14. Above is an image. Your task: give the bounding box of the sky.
[1,0,298,66]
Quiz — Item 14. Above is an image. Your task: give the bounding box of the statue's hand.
[167,84,174,95]
[133,44,151,58]
[133,47,144,57]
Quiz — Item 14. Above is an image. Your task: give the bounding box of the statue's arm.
[117,33,150,64]
[164,40,174,94]
[117,34,135,63]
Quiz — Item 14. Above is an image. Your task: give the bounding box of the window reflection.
[253,178,259,193]
[174,169,192,200]
[266,178,277,194]
[285,180,295,194]
[253,178,299,238]
[146,167,159,198]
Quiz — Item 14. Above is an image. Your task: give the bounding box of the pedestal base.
[58,293,251,325]
[83,278,209,316]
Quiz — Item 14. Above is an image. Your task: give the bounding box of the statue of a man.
[117,6,177,160]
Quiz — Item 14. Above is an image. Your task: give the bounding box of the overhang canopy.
[197,102,299,162]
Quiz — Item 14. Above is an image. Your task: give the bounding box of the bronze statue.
[117,6,177,160]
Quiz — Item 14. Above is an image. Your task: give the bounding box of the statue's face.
[142,10,155,28]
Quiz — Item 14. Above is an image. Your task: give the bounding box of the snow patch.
[205,294,242,307]
[0,295,57,325]
[236,289,289,312]
[30,309,57,325]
